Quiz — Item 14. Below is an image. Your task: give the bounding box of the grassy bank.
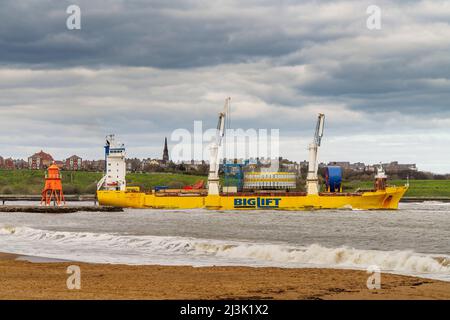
[0,170,206,195]
[0,170,449,197]
[344,179,450,198]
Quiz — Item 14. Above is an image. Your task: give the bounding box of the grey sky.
[0,0,450,172]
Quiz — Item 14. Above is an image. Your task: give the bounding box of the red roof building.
[65,155,82,171]
[4,158,15,170]
[54,160,65,169]
[28,150,54,170]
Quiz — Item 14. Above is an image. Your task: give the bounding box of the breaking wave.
[1,225,449,280]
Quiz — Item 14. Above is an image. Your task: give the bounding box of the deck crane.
[207,98,231,195]
[306,113,325,195]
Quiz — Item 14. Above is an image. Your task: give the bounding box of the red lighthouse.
[41,164,65,206]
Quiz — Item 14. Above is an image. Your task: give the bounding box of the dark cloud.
[1,0,450,172]
[0,0,361,68]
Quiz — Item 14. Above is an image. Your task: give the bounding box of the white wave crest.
[1,225,449,280]
[194,242,450,274]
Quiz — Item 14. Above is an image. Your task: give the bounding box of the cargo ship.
[97,99,408,210]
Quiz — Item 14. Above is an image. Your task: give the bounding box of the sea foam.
[1,225,449,280]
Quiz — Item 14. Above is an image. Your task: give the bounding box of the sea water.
[0,202,449,281]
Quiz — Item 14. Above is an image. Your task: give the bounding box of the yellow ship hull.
[97,186,408,210]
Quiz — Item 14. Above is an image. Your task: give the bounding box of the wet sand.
[0,253,449,300]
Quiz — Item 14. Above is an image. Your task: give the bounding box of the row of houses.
[324,161,418,173]
[1,151,184,172]
[1,150,418,174]
[0,157,17,170]
[0,151,85,171]
[27,151,83,171]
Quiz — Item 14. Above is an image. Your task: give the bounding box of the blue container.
[326,166,343,192]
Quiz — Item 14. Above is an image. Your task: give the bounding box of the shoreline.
[401,197,450,203]
[0,253,449,300]
[0,205,122,213]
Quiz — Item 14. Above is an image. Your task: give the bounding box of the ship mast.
[207,98,230,195]
[306,113,325,195]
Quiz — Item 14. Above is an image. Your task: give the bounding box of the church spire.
[163,137,169,163]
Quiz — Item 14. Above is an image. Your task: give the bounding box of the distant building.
[300,160,309,168]
[350,162,366,172]
[93,160,106,172]
[0,157,27,170]
[126,158,142,172]
[65,155,82,171]
[162,137,169,163]
[281,162,300,173]
[82,159,105,172]
[328,161,351,169]
[179,159,205,171]
[4,158,15,170]
[54,160,65,169]
[141,158,161,168]
[81,160,93,171]
[13,159,28,169]
[325,161,417,173]
[28,150,54,170]
[383,161,418,173]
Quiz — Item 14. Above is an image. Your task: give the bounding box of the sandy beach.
[0,253,449,300]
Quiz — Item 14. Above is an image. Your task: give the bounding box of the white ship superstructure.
[97,134,126,191]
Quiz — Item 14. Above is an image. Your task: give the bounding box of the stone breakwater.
[0,206,123,213]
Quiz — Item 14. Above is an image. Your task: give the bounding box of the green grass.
[343,179,450,198]
[1,170,450,197]
[0,170,206,195]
